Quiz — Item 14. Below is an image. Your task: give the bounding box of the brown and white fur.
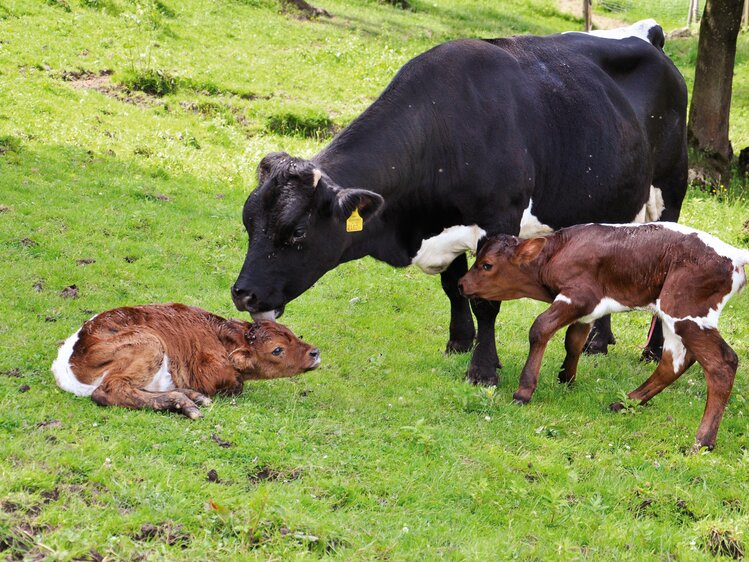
[459,222,749,451]
[52,303,320,419]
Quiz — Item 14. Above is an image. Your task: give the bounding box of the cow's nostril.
[309,348,320,359]
[232,285,258,312]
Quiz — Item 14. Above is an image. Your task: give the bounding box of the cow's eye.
[272,346,284,356]
[482,263,493,271]
[291,227,306,240]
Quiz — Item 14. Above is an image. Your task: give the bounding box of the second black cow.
[232,20,688,386]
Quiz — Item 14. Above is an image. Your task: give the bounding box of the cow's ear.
[257,152,290,185]
[511,237,546,264]
[333,188,384,221]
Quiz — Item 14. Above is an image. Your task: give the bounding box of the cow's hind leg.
[584,315,616,355]
[643,153,688,362]
[441,253,476,354]
[466,298,501,386]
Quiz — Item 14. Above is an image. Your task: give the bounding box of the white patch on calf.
[51,325,103,396]
[519,198,554,238]
[412,224,486,274]
[144,356,175,392]
[658,314,688,372]
[554,294,573,305]
[579,297,632,323]
[564,19,659,44]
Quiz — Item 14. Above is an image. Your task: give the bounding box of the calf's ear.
[511,237,547,264]
[333,188,385,221]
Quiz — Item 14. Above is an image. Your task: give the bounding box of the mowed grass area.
[1,0,749,559]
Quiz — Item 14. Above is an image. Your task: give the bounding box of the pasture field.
[1,0,749,559]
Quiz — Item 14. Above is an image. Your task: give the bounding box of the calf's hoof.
[445,338,474,355]
[640,346,663,363]
[193,394,212,406]
[512,391,531,405]
[609,401,625,412]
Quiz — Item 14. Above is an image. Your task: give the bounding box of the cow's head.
[232,152,384,319]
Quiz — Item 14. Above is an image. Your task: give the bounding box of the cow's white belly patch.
[633,186,665,223]
[579,297,633,323]
[412,224,486,274]
[145,356,175,392]
[519,198,554,239]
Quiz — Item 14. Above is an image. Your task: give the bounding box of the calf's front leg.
[514,299,592,403]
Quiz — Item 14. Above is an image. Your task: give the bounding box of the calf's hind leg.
[558,322,592,384]
[88,339,203,419]
[677,321,738,451]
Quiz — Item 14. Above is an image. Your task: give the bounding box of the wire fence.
[595,0,699,30]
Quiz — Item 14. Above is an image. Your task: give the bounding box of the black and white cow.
[232,20,688,386]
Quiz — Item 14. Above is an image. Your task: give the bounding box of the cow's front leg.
[441,253,476,354]
[466,298,501,386]
[584,315,616,355]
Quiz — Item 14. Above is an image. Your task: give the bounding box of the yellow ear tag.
[346,208,364,232]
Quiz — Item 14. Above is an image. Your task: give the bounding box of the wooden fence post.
[583,0,592,31]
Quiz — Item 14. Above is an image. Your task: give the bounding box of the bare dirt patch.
[248,466,302,484]
[60,69,163,107]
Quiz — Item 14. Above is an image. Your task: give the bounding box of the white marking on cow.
[564,19,659,44]
[658,222,749,265]
[412,224,486,274]
[251,310,281,321]
[579,297,632,323]
[519,198,554,238]
[51,325,103,396]
[554,294,572,305]
[633,186,665,223]
[144,356,175,392]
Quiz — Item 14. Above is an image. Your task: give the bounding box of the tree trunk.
[687,0,744,183]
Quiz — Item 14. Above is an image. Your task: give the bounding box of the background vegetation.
[1,0,748,559]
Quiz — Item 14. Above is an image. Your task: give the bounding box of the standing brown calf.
[52,303,320,419]
[459,223,749,450]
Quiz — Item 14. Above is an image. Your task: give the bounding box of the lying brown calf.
[51,303,320,419]
[459,222,749,450]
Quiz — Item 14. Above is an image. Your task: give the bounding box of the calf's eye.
[272,346,284,356]
[482,263,493,271]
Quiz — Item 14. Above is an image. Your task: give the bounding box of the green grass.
[1,0,749,559]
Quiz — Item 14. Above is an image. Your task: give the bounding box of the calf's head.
[225,319,321,380]
[232,152,384,320]
[459,235,547,301]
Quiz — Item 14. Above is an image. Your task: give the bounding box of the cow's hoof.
[558,370,575,384]
[640,347,662,363]
[445,339,474,354]
[512,392,531,404]
[609,401,625,412]
[584,339,609,355]
[466,365,499,387]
